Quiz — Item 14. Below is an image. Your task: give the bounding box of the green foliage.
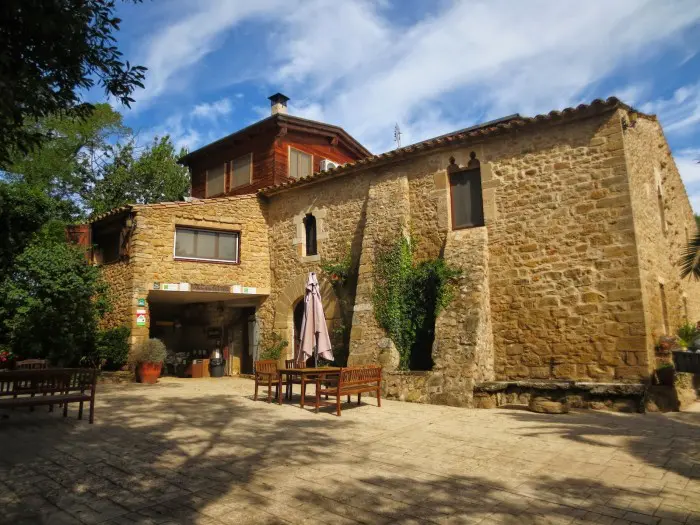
[680,231,700,281]
[88,136,190,215]
[677,322,699,349]
[2,104,128,208]
[259,332,288,361]
[0,0,145,165]
[95,326,131,370]
[0,182,63,276]
[129,338,167,366]
[695,214,700,231]
[0,239,111,365]
[372,236,460,370]
[320,249,353,286]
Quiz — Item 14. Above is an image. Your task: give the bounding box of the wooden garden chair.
[253,360,282,404]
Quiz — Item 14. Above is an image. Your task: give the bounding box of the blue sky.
[106,0,700,210]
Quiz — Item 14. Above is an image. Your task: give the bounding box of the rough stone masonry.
[96,98,700,409]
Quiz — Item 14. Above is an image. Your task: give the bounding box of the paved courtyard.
[1,377,700,525]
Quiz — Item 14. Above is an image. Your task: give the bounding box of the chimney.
[268,93,289,115]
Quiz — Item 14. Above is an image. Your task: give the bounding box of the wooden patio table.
[278,367,341,409]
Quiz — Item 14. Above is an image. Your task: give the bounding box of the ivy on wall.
[372,236,460,370]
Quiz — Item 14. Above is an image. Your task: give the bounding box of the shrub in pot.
[655,362,675,387]
[129,339,167,384]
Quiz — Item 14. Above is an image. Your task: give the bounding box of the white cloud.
[130,0,700,155]
[675,149,700,213]
[191,98,233,120]
[641,82,700,134]
[133,0,291,108]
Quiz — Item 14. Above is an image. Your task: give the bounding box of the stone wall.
[484,111,648,382]
[622,115,700,368]
[260,171,372,359]
[126,195,271,346]
[99,260,133,330]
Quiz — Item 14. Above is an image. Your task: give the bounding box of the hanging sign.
[137,298,146,307]
[136,314,147,327]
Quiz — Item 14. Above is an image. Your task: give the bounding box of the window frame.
[230,153,253,190]
[205,163,226,198]
[173,226,240,264]
[288,146,313,180]
[304,213,318,256]
[449,166,485,230]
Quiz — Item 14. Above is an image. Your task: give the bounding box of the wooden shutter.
[449,168,484,229]
[231,154,252,189]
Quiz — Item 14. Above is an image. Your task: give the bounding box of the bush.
[0,239,110,365]
[677,322,699,349]
[372,236,460,370]
[259,332,288,361]
[96,326,130,370]
[129,338,167,366]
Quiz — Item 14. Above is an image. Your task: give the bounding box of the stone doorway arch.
[273,273,341,361]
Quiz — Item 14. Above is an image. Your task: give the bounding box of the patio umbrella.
[297,272,333,367]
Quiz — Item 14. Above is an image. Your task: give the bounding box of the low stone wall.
[474,380,647,412]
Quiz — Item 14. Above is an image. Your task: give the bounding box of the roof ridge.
[259,96,634,196]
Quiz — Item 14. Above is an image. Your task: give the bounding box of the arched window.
[449,152,485,229]
[304,213,317,256]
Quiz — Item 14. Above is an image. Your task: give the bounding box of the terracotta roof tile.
[259,97,637,196]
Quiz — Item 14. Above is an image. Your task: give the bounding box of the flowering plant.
[0,349,17,365]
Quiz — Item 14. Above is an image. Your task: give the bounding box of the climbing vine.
[372,236,460,370]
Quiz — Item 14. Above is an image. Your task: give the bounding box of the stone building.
[87,95,699,407]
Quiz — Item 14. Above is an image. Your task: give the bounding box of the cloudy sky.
[108,0,700,210]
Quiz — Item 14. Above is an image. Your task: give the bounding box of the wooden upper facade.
[179,97,371,199]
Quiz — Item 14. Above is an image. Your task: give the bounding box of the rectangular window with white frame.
[230,153,253,189]
[289,147,312,179]
[174,227,239,263]
[205,164,226,197]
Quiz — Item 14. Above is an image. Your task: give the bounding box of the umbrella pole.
[314,331,319,368]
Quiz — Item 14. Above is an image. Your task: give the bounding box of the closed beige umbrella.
[297,272,333,367]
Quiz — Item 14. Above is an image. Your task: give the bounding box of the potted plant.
[130,339,167,384]
[0,348,16,370]
[655,362,675,387]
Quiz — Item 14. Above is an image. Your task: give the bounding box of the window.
[93,229,121,264]
[231,154,252,189]
[289,148,312,179]
[206,164,226,197]
[449,154,484,229]
[174,227,239,263]
[304,214,317,256]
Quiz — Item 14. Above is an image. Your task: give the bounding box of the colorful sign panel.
[137,298,146,307]
[136,314,147,326]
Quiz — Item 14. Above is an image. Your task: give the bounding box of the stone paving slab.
[1,377,700,524]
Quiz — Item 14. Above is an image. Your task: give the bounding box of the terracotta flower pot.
[138,362,163,384]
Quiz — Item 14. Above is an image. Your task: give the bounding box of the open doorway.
[293,299,304,363]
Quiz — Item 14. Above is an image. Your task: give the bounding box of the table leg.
[301,376,306,409]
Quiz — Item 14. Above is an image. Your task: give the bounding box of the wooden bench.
[315,365,382,416]
[0,369,97,423]
[253,360,282,404]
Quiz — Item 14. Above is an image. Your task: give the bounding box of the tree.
[89,136,190,215]
[1,104,128,210]
[681,232,700,281]
[0,182,65,276]
[0,239,110,364]
[0,0,145,165]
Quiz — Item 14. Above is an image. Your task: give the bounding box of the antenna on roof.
[394,123,402,149]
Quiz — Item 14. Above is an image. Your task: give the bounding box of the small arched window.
[304,214,317,256]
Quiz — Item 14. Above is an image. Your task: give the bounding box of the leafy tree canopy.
[88,136,190,215]
[2,104,128,211]
[0,0,145,166]
[0,239,111,364]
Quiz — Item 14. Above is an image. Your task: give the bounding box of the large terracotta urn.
[138,362,163,384]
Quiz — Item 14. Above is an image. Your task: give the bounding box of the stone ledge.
[475,380,645,396]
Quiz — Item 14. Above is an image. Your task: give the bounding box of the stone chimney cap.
[268,93,290,105]
[269,93,289,115]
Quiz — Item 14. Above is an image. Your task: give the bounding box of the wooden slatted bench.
[0,368,97,423]
[314,365,382,416]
